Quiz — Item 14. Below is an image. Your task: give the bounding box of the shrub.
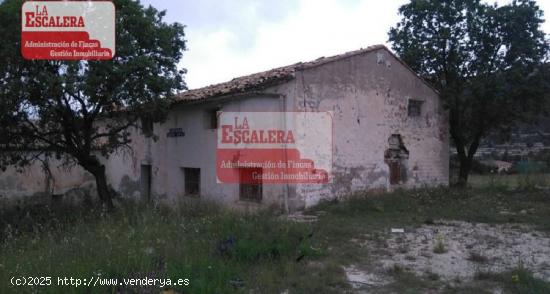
[433,235,447,254]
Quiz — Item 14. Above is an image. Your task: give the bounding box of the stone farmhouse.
[0,45,449,211]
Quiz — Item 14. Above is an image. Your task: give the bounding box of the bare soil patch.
[367,221,550,283]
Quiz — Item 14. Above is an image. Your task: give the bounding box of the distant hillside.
[452,117,550,161]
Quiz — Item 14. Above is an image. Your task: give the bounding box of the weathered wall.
[0,48,448,211]
[292,48,449,208]
[147,82,295,210]
[0,127,148,204]
[0,158,94,201]
[0,92,295,208]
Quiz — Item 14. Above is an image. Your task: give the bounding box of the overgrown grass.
[0,200,335,293]
[310,184,550,233]
[469,173,550,190]
[2,180,550,293]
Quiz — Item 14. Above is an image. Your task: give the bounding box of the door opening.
[140,164,152,201]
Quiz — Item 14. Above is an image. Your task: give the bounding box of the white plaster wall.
[0,158,93,200]
[0,125,149,202]
[292,48,449,208]
[0,48,448,211]
[149,86,294,210]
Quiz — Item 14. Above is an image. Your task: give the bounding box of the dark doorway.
[388,161,401,184]
[384,134,409,185]
[140,164,152,201]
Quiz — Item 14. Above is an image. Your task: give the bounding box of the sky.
[140,0,550,90]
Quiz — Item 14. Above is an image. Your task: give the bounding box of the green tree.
[388,0,549,186]
[0,0,186,207]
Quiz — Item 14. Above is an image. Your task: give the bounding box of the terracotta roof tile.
[176,44,387,102]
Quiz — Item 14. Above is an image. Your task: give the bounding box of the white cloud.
[183,0,408,88]
[168,0,550,89]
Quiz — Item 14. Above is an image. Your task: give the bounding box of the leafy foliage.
[389,0,549,185]
[0,0,186,205]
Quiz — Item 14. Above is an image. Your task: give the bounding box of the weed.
[433,234,447,254]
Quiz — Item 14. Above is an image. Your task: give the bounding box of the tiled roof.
[176,44,387,102]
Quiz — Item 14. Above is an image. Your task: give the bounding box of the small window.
[183,168,200,196]
[205,108,220,129]
[239,168,262,202]
[408,99,423,117]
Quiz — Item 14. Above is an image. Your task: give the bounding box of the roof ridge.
[176,44,389,102]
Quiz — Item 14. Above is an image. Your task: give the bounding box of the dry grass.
[2,183,550,293]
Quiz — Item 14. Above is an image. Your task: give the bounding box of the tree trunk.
[456,155,472,187]
[94,166,114,210]
[454,137,481,188]
[81,156,114,209]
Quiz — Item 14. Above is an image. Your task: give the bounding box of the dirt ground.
[344,220,550,292]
